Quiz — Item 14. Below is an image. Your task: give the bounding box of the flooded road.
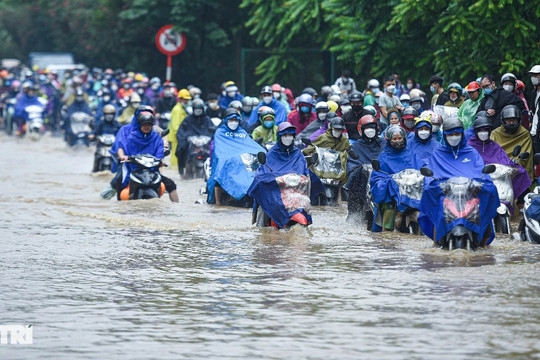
[1,133,539,359]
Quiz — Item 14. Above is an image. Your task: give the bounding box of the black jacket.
[477,87,525,128]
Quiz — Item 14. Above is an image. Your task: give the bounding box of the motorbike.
[94,134,116,172]
[185,135,211,179]
[252,152,319,229]
[490,145,529,234]
[25,101,47,140]
[420,164,497,250]
[371,160,424,234]
[158,112,171,130]
[120,152,169,200]
[67,111,92,146]
[2,97,16,135]
[519,153,540,244]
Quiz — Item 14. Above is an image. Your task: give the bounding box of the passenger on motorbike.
[248,86,289,128]
[400,107,418,133]
[297,101,330,141]
[252,107,278,143]
[444,83,464,108]
[491,104,534,182]
[407,113,441,168]
[458,81,484,129]
[379,108,401,139]
[287,93,316,135]
[346,115,385,223]
[117,92,141,126]
[175,99,215,178]
[342,91,372,140]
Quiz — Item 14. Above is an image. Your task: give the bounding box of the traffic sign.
[155,25,186,56]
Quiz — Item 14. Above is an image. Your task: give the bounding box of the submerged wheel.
[500,215,511,234]
[448,238,453,251]
[408,221,419,235]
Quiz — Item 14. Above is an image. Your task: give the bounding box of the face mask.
[263,120,275,129]
[477,131,490,141]
[484,87,493,95]
[317,112,327,121]
[76,96,84,102]
[401,102,410,108]
[372,88,380,94]
[386,85,396,94]
[151,84,159,90]
[163,89,172,97]
[503,85,514,92]
[432,125,440,133]
[404,120,415,129]
[532,77,539,86]
[208,101,218,110]
[407,83,413,90]
[450,95,458,102]
[300,105,311,113]
[363,128,377,139]
[227,120,239,131]
[341,105,351,113]
[103,95,111,102]
[137,88,144,95]
[104,114,115,122]
[281,134,294,146]
[417,130,431,140]
[352,105,363,113]
[391,140,405,150]
[263,96,273,105]
[430,85,436,93]
[332,129,342,138]
[242,106,251,113]
[227,91,236,98]
[412,103,422,111]
[194,109,203,116]
[273,92,281,99]
[446,135,462,147]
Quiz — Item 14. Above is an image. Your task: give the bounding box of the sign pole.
[166,55,172,81]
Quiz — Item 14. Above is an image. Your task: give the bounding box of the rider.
[346,115,385,223]
[363,79,380,107]
[248,85,288,127]
[92,104,120,137]
[302,116,350,157]
[490,104,534,182]
[251,106,278,143]
[287,93,316,134]
[116,92,141,125]
[14,82,43,136]
[400,107,418,133]
[297,101,330,141]
[407,113,441,168]
[458,81,484,129]
[444,83,464,108]
[218,81,243,110]
[343,91,372,140]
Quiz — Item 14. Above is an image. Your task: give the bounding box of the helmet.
[329,117,345,130]
[129,92,141,104]
[137,112,154,126]
[258,105,272,115]
[241,96,254,107]
[22,81,32,92]
[364,105,376,116]
[135,105,155,117]
[149,77,160,85]
[473,115,493,130]
[271,83,281,92]
[349,91,364,102]
[328,94,341,103]
[500,73,516,84]
[192,99,204,109]
[223,107,241,121]
[261,85,272,94]
[315,101,329,111]
[103,104,116,115]
[357,115,378,137]
[516,80,525,92]
[252,97,260,106]
[414,116,432,129]
[410,96,423,104]
[385,124,406,142]
[418,110,436,123]
[302,87,317,97]
[501,104,521,125]
[259,107,275,121]
[229,100,242,110]
[321,85,332,96]
[447,82,463,94]
[327,100,338,113]
[189,87,202,98]
[466,81,481,92]
[528,65,540,74]
[298,93,314,106]
[367,79,380,88]
[442,116,464,132]
[402,107,418,119]
[178,88,192,99]
[399,94,410,102]
[277,121,296,135]
[339,98,350,106]
[409,88,424,99]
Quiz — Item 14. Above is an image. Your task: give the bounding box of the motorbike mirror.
[519,152,530,160]
[257,151,267,165]
[482,164,496,174]
[534,153,540,165]
[512,145,522,157]
[256,137,264,145]
[309,152,319,166]
[348,149,359,160]
[163,149,171,157]
[160,128,170,137]
[371,159,381,172]
[301,137,312,146]
[420,167,434,177]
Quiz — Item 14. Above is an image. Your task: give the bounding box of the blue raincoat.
[248,99,288,126]
[109,115,138,173]
[418,138,499,243]
[407,132,441,169]
[247,142,324,228]
[207,124,265,203]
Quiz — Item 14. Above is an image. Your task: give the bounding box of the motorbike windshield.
[98,134,116,146]
[391,169,424,201]
[133,154,161,169]
[491,164,517,204]
[70,112,91,134]
[440,177,482,224]
[313,147,345,177]
[240,153,260,173]
[187,135,212,148]
[276,173,311,213]
[25,105,44,120]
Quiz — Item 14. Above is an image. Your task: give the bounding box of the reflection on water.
[0,133,539,359]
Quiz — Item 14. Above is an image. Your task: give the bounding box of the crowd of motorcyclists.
[2,63,540,248]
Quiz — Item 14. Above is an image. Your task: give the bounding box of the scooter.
[490,145,529,234]
[185,135,211,179]
[120,152,168,200]
[519,153,540,243]
[25,101,47,140]
[420,165,496,250]
[252,152,319,229]
[67,111,92,147]
[371,160,424,234]
[94,134,116,172]
[158,112,171,130]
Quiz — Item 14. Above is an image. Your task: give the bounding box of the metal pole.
[166,55,172,81]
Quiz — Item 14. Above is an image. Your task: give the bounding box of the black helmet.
[223,107,240,119]
[442,116,464,132]
[261,85,272,94]
[473,115,492,130]
[326,111,338,121]
[192,99,204,109]
[302,87,317,97]
[330,117,346,130]
[501,104,521,133]
[402,106,419,118]
[135,105,155,117]
[137,112,154,126]
[339,98,350,106]
[349,91,364,102]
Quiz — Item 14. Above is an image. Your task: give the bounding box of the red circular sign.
[155,25,187,56]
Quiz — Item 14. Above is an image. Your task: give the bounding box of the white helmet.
[399,94,410,102]
[367,79,380,88]
[315,101,329,111]
[529,65,540,74]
